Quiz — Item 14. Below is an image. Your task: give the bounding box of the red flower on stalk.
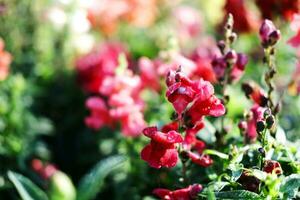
[0,38,11,81]
[184,79,225,129]
[153,184,203,200]
[141,127,183,168]
[166,70,199,117]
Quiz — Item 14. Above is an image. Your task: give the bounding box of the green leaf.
[204,149,229,160]
[76,155,127,200]
[7,171,48,200]
[280,174,300,198]
[252,169,267,181]
[200,190,263,200]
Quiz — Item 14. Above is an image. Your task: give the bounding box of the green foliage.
[7,171,48,200]
[76,155,127,200]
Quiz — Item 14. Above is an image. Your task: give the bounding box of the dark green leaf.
[280,174,300,198]
[7,171,48,200]
[200,190,263,200]
[76,155,127,200]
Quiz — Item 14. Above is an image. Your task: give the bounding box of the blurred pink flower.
[76,42,129,93]
[0,38,11,81]
[173,6,202,43]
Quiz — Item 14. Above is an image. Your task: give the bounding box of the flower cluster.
[140,68,225,199]
[77,42,146,137]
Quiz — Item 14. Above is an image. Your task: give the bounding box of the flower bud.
[266,115,275,129]
[258,147,265,157]
[189,184,203,198]
[225,50,237,64]
[263,160,282,175]
[49,171,76,200]
[217,40,226,52]
[256,120,265,133]
[238,120,247,131]
[263,108,272,118]
[268,30,281,46]
[236,53,248,70]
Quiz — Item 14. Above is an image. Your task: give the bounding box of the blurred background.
[0,0,299,199]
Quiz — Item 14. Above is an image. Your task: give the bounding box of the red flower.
[263,160,283,175]
[166,70,200,116]
[184,79,225,128]
[153,184,203,200]
[85,97,112,130]
[256,0,300,21]
[76,42,129,93]
[161,122,179,133]
[141,127,183,168]
[188,152,213,167]
[223,0,258,33]
[242,82,268,106]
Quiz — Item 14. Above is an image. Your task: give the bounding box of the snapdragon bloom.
[0,38,11,81]
[85,97,112,130]
[242,81,268,107]
[263,160,283,175]
[141,127,183,168]
[184,79,225,129]
[153,184,202,200]
[76,42,129,93]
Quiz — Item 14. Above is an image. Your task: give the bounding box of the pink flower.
[0,38,11,81]
[288,14,300,49]
[246,105,265,141]
[141,127,183,168]
[153,184,203,200]
[76,42,129,93]
[184,79,225,129]
[174,6,202,43]
[85,97,112,130]
[138,57,161,91]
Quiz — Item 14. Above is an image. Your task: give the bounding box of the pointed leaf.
[76,155,127,200]
[7,171,48,200]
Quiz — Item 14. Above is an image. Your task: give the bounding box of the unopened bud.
[225,50,237,64]
[238,120,247,131]
[268,30,281,46]
[266,115,275,129]
[217,40,226,52]
[256,120,265,133]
